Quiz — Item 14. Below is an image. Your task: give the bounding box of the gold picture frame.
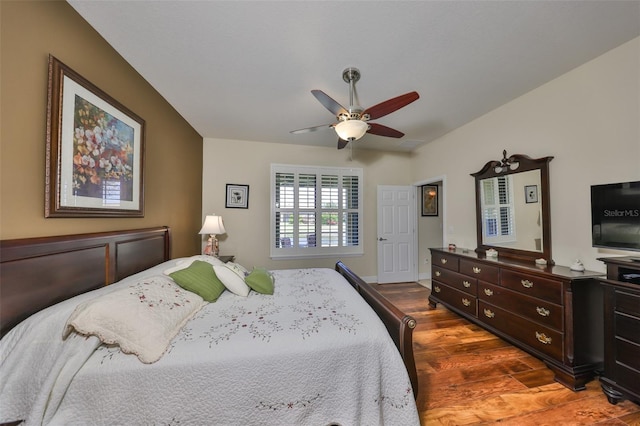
[45,55,145,217]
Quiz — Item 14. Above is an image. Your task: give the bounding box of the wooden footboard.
[0,227,171,338]
[335,261,418,398]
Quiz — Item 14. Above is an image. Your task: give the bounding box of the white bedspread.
[0,263,419,426]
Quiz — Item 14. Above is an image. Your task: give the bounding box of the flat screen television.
[591,180,640,252]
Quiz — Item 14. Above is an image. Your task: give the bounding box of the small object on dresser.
[535,258,548,265]
[570,260,585,271]
[486,248,498,258]
[448,243,457,250]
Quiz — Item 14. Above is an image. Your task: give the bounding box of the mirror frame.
[471,150,554,264]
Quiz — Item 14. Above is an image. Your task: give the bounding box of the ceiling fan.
[291,67,419,149]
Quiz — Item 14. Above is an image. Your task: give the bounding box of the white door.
[377,185,416,283]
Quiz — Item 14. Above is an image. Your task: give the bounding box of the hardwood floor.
[376,282,640,426]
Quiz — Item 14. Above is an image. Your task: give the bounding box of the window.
[481,175,516,244]
[102,180,122,206]
[270,164,363,259]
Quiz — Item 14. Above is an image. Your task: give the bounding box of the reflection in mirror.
[480,170,542,252]
[472,150,554,264]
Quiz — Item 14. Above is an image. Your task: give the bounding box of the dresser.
[429,247,604,391]
[598,256,640,405]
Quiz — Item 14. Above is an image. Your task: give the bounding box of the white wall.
[202,140,412,276]
[411,37,640,273]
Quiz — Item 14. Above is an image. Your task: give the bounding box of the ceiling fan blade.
[337,138,350,150]
[312,90,348,116]
[367,122,405,138]
[290,124,334,134]
[363,91,419,120]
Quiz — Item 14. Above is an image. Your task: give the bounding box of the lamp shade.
[335,120,369,141]
[199,215,226,235]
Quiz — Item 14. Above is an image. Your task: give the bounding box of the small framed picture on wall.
[525,185,538,203]
[226,184,249,209]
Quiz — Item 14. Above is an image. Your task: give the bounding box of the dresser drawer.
[616,312,640,346]
[616,337,640,371]
[615,358,640,397]
[501,269,562,304]
[460,259,499,283]
[616,289,640,318]
[432,283,477,316]
[478,301,563,361]
[478,282,563,331]
[431,252,459,272]
[433,266,477,296]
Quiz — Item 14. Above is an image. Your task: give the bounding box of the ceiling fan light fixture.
[335,120,368,141]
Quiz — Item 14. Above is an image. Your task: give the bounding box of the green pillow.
[169,260,226,302]
[245,268,274,295]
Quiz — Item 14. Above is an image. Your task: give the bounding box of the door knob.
[378,237,387,241]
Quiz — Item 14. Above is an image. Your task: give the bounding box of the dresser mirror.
[471,150,554,264]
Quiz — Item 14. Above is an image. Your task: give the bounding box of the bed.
[0,227,419,425]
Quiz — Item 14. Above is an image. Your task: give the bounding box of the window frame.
[270,163,363,260]
[480,175,517,244]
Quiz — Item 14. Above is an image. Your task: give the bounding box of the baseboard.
[365,273,432,289]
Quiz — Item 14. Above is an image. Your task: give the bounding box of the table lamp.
[199,215,226,257]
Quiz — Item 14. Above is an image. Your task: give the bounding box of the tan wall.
[0,1,203,257]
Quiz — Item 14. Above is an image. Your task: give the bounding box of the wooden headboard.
[0,227,171,337]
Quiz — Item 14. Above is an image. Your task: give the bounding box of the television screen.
[591,181,640,251]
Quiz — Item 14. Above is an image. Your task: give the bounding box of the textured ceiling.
[67,0,640,152]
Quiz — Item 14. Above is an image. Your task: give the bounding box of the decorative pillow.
[245,267,275,295]
[191,255,226,267]
[226,261,249,277]
[213,265,251,297]
[65,276,206,363]
[163,255,225,275]
[169,260,226,302]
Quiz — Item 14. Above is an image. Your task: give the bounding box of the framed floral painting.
[45,55,145,217]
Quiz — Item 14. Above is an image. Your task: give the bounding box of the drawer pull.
[441,258,448,264]
[435,271,441,277]
[535,331,552,345]
[483,288,493,296]
[521,279,534,288]
[536,307,550,317]
[434,286,441,293]
[483,308,495,318]
[462,298,471,307]
[473,267,482,274]
[463,280,471,288]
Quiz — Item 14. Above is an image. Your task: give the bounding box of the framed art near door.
[421,185,438,216]
[45,55,145,217]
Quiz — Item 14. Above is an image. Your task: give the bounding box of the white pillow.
[64,276,206,363]
[163,255,225,275]
[226,261,249,277]
[213,265,250,297]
